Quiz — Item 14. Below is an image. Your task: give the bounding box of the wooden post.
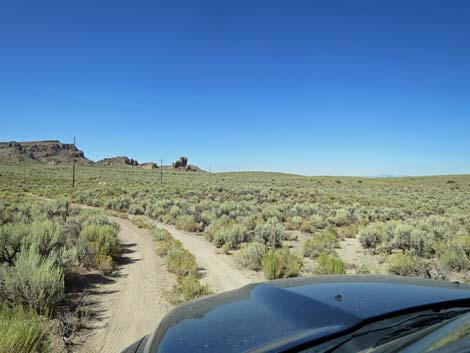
[72,137,76,189]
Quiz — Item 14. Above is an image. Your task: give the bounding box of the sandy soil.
[336,236,383,273]
[76,217,175,353]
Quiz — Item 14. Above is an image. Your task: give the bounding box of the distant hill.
[0,140,204,171]
[0,140,92,164]
[96,157,160,170]
[96,156,140,167]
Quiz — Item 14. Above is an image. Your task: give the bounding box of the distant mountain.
[374,174,407,178]
[0,140,92,164]
[0,140,204,171]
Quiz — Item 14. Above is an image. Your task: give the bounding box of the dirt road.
[152,221,264,293]
[78,215,261,353]
[77,217,175,353]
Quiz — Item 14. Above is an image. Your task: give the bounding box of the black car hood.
[141,276,470,353]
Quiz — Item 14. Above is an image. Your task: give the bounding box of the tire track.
[77,217,174,353]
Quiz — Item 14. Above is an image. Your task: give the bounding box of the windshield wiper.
[321,308,470,353]
[372,309,469,347]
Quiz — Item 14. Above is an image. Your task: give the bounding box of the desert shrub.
[132,217,151,229]
[262,247,302,280]
[175,275,211,301]
[392,224,415,251]
[333,209,353,227]
[215,224,250,249]
[254,219,284,248]
[0,303,51,353]
[204,216,230,242]
[175,215,199,232]
[455,235,470,255]
[303,230,338,259]
[434,241,470,271]
[167,247,198,277]
[80,224,121,259]
[409,229,435,258]
[152,227,171,241]
[235,242,267,270]
[169,205,181,219]
[386,253,427,277]
[313,252,346,275]
[212,227,229,248]
[230,224,250,247]
[161,213,173,224]
[287,216,303,230]
[383,221,398,243]
[262,205,282,220]
[338,224,358,238]
[95,254,114,274]
[63,218,82,240]
[359,223,384,249]
[309,215,328,230]
[0,247,64,313]
[0,223,30,265]
[155,233,181,257]
[27,220,66,258]
[128,203,145,215]
[76,238,97,269]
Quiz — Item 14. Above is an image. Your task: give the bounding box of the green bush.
[313,252,346,275]
[175,215,199,232]
[333,209,353,227]
[152,227,171,241]
[0,247,64,313]
[235,242,267,270]
[0,223,30,265]
[26,220,66,258]
[175,275,211,301]
[309,215,327,230]
[409,229,435,258]
[392,224,414,251]
[434,241,470,272]
[0,303,51,353]
[80,224,122,267]
[255,219,284,248]
[262,247,302,280]
[358,223,384,249]
[287,216,303,230]
[213,224,250,249]
[386,253,427,277]
[167,247,198,277]
[303,230,338,259]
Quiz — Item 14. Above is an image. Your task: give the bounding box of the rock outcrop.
[96,156,139,167]
[139,162,158,170]
[0,140,91,164]
[171,157,202,171]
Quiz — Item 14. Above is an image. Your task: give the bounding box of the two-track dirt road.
[77,217,174,353]
[77,215,261,353]
[152,220,264,293]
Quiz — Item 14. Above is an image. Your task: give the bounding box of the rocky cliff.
[0,140,91,164]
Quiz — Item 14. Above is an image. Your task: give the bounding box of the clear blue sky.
[1,0,469,176]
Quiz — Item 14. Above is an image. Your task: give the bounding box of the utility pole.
[72,136,76,189]
[160,157,163,184]
[209,166,212,184]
